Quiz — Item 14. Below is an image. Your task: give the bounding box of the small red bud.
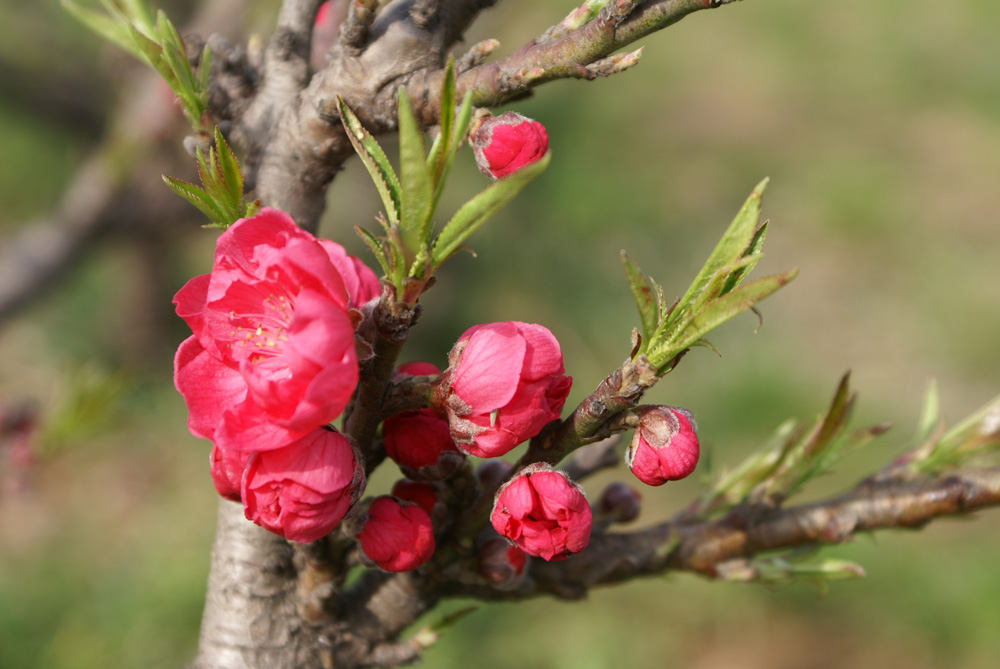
[356,496,435,572]
[626,406,700,486]
[472,112,549,179]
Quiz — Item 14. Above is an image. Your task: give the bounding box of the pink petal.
[452,322,525,413]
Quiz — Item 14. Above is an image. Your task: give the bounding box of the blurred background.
[2,1,999,667]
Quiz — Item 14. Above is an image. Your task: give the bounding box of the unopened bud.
[472,112,549,179]
[625,406,700,486]
[596,481,642,523]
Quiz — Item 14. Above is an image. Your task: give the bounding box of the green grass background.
[1,1,999,667]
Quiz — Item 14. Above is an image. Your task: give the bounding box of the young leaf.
[620,251,659,347]
[337,96,402,225]
[429,90,473,217]
[650,269,798,366]
[719,220,768,297]
[214,127,243,206]
[670,178,768,327]
[163,175,228,226]
[355,225,391,277]
[62,0,144,60]
[426,58,456,180]
[431,152,551,267]
[397,87,433,253]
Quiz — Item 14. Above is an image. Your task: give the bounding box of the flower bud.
[209,444,251,502]
[625,406,700,486]
[442,321,572,458]
[595,481,642,524]
[242,428,366,543]
[393,361,441,379]
[390,479,439,518]
[472,112,549,179]
[490,464,591,562]
[356,496,435,572]
[383,409,464,478]
[477,536,528,586]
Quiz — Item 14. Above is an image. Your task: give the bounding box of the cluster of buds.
[172,112,702,578]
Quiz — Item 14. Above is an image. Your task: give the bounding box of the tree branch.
[452,0,736,107]
[444,466,1000,601]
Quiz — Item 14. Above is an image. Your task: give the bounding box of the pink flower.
[443,321,572,458]
[490,464,591,562]
[625,406,700,486]
[209,444,251,502]
[319,239,381,308]
[356,496,435,572]
[173,208,361,452]
[390,479,438,517]
[242,427,365,543]
[473,112,549,179]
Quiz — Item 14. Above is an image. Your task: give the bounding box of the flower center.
[229,293,293,364]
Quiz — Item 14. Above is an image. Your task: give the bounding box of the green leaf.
[62,0,145,60]
[162,175,227,226]
[720,220,768,297]
[427,58,456,181]
[214,127,243,206]
[431,152,550,268]
[355,225,391,277]
[651,268,797,363]
[670,178,768,328]
[397,87,433,254]
[337,96,402,225]
[197,42,212,93]
[430,90,473,216]
[914,379,940,446]
[620,251,658,348]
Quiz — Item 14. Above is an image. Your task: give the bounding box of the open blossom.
[173,208,368,452]
[625,406,700,486]
[490,464,591,562]
[442,321,572,458]
[472,112,549,179]
[356,496,435,572]
[242,427,365,543]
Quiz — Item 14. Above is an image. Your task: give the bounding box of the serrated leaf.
[197,42,212,92]
[431,151,550,267]
[427,58,456,181]
[338,96,402,225]
[621,251,658,347]
[163,175,227,225]
[671,178,768,326]
[355,225,391,277]
[397,87,433,253]
[720,221,768,297]
[214,127,243,206]
[62,0,145,60]
[652,268,797,363]
[430,90,473,216]
[128,23,164,69]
